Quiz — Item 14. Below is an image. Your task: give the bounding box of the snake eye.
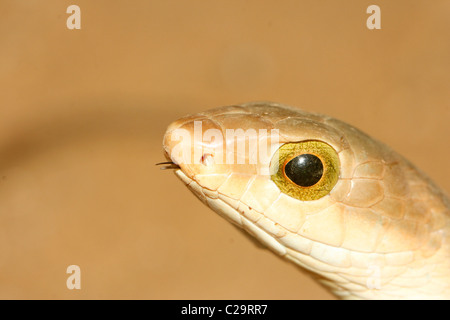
[284,154,324,187]
[270,141,340,201]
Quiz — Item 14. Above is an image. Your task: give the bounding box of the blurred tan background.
[0,0,448,299]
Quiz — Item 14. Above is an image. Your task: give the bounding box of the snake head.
[162,102,450,299]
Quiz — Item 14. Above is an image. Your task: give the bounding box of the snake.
[160,101,450,299]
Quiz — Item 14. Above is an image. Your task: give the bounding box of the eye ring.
[270,140,340,201]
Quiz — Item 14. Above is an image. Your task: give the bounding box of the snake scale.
[161,102,450,299]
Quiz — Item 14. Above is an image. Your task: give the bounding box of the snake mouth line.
[155,161,181,170]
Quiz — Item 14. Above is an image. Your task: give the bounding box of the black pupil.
[284,154,323,187]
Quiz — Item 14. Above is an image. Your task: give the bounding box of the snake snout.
[162,113,230,181]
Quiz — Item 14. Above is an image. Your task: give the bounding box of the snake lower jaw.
[174,170,289,254]
[174,169,191,186]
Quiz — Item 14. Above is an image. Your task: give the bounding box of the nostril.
[200,153,215,167]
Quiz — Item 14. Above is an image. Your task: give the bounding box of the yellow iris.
[270,140,340,201]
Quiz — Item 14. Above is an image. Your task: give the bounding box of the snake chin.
[174,170,289,257]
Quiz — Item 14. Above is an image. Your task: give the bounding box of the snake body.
[162,102,450,299]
